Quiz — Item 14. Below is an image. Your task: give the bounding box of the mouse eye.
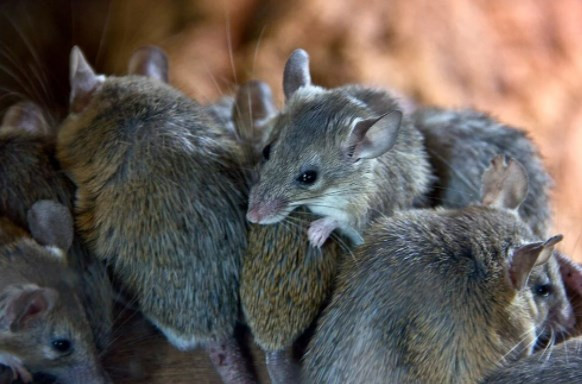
[297,170,317,185]
[534,284,552,297]
[262,144,271,160]
[51,339,72,354]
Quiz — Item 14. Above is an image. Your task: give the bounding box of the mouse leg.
[0,354,32,383]
[307,217,339,248]
[265,348,300,384]
[206,337,257,384]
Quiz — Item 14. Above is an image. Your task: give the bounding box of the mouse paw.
[0,354,32,383]
[308,218,339,248]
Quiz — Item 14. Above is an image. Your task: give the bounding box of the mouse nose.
[246,207,262,223]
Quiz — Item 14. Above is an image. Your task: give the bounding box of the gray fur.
[303,204,560,383]
[413,107,552,238]
[247,78,432,244]
[481,337,582,383]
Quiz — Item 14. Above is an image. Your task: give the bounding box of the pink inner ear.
[5,289,53,331]
[557,252,582,295]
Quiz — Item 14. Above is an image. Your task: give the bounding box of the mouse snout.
[246,198,287,224]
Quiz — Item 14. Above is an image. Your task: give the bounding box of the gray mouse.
[0,101,113,356]
[412,107,552,238]
[245,48,432,248]
[56,45,255,383]
[232,80,344,384]
[0,200,111,384]
[480,336,582,383]
[303,155,565,383]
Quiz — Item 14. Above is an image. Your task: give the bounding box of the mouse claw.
[308,218,339,248]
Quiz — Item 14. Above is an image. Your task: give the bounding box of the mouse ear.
[70,46,104,114]
[481,155,528,210]
[233,80,278,151]
[128,45,169,83]
[27,200,74,257]
[0,284,58,332]
[555,251,582,297]
[1,101,50,136]
[283,49,311,101]
[509,234,563,290]
[344,111,402,160]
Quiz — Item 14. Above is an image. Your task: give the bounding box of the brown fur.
[57,74,248,347]
[304,206,550,383]
[241,209,342,351]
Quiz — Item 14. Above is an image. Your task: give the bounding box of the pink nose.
[246,207,262,223]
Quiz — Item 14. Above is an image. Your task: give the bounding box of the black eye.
[297,170,317,185]
[535,284,552,297]
[51,339,72,353]
[262,144,271,160]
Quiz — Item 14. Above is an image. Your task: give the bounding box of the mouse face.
[0,201,110,383]
[248,88,379,224]
[528,256,575,344]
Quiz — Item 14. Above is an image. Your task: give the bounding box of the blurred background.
[1,0,581,262]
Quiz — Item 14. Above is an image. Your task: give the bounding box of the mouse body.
[57,46,255,383]
[303,156,565,384]
[0,201,111,384]
[246,49,432,248]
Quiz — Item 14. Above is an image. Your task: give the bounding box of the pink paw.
[0,354,32,383]
[308,218,338,248]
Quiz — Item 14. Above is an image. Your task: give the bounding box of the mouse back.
[303,156,563,383]
[58,46,248,348]
[413,107,552,238]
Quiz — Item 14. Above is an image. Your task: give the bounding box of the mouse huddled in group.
[0,45,581,384]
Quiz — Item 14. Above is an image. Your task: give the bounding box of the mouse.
[233,80,343,384]
[245,48,432,248]
[412,107,552,239]
[409,106,580,348]
[303,155,565,384]
[0,200,111,384]
[480,336,582,384]
[0,101,113,356]
[56,45,255,383]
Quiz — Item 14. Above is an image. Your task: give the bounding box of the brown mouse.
[56,46,255,383]
[0,200,111,384]
[233,80,344,384]
[410,107,579,348]
[0,101,113,356]
[303,155,564,383]
[245,48,432,248]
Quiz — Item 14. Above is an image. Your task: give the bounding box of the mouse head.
[247,49,403,224]
[0,201,110,383]
[1,101,50,137]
